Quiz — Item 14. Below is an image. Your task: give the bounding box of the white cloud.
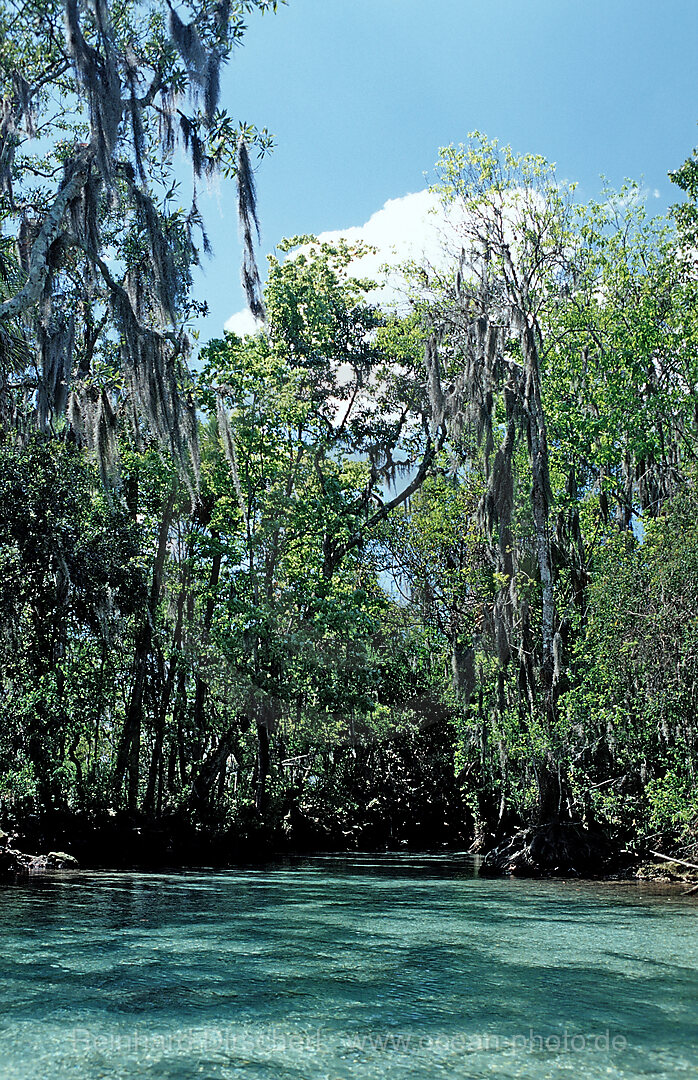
[224,190,460,334]
[311,189,459,307]
[224,307,263,337]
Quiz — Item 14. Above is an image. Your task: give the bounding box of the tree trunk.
[521,325,555,684]
[519,324,566,825]
[255,721,270,814]
[189,728,235,814]
[143,565,187,816]
[114,483,177,811]
[191,541,222,762]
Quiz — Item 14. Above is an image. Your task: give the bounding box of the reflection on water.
[0,855,696,1079]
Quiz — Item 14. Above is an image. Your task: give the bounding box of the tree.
[385,469,491,700]
[425,134,576,822]
[260,236,446,577]
[0,437,145,810]
[416,133,698,854]
[563,482,698,859]
[0,0,277,481]
[544,182,695,528]
[199,238,442,810]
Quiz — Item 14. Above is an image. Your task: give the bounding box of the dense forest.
[0,0,697,875]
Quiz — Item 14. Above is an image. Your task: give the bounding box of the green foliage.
[3,128,698,866]
[669,145,698,245]
[194,241,436,812]
[0,436,145,808]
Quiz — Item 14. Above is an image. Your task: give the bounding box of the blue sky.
[190,0,698,340]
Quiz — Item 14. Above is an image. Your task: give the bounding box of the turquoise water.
[0,855,696,1079]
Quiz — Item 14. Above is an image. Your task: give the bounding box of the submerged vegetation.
[0,0,697,874]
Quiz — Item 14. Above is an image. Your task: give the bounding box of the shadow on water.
[0,855,696,1080]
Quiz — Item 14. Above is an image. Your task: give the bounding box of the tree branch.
[327,423,446,572]
[0,148,93,322]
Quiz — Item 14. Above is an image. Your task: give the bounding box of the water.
[0,855,696,1079]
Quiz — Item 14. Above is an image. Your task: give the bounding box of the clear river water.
[0,855,696,1079]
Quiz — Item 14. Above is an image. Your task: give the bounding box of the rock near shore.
[0,841,79,875]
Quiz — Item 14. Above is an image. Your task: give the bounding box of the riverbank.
[479,822,698,887]
[1,816,696,889]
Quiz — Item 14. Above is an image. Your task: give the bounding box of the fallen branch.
[650,850,698,872]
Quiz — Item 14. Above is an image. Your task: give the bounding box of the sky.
[189,0,698,341]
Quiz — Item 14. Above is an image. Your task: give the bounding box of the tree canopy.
[0,27,697,876]
[0,0,276,483]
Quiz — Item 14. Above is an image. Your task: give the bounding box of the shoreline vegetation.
[0,3,696,889]
[1,819,697,889]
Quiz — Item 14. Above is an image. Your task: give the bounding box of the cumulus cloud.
[310,189,459,306]
[224,189,460,335]
[224,306,263,338]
